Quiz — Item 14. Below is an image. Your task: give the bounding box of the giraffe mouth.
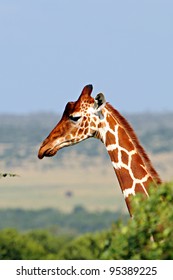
[38,139,73,159]
[38,146,59,159]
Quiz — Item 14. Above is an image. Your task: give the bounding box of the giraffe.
[38,84,162,216]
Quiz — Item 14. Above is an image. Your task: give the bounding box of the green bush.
[0,228,45,259]
[0,228,71,260]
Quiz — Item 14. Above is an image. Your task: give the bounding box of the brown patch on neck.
[131,153,147,179]
[118,126,134,151]
[105,130,116,147]
[108,149,119,163]
[116,168,133,192]
[121,150,129,165]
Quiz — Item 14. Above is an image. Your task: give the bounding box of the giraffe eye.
[69,115,81,122]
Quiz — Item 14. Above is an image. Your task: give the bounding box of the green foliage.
[0,228,71,260]
[0,182,173,260]
[57,230,112,260]
[0,229,45,260]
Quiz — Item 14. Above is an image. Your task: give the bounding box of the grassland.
[0,156,127,212]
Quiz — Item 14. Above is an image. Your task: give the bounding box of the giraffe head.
[38,84,106,159]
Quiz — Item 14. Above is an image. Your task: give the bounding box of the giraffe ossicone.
[38,84,162,216]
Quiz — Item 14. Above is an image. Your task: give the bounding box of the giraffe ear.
[94,93,106,111]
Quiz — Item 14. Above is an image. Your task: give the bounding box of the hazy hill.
[0,111,173,161]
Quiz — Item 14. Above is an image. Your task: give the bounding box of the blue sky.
[0,0,173,114]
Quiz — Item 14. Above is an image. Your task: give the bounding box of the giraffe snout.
[38,145,47,159]
[38,139,58,159]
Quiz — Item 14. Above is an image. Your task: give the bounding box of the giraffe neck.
[96,103,162,215]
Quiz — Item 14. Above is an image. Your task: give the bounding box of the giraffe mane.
[105,103,162,184]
